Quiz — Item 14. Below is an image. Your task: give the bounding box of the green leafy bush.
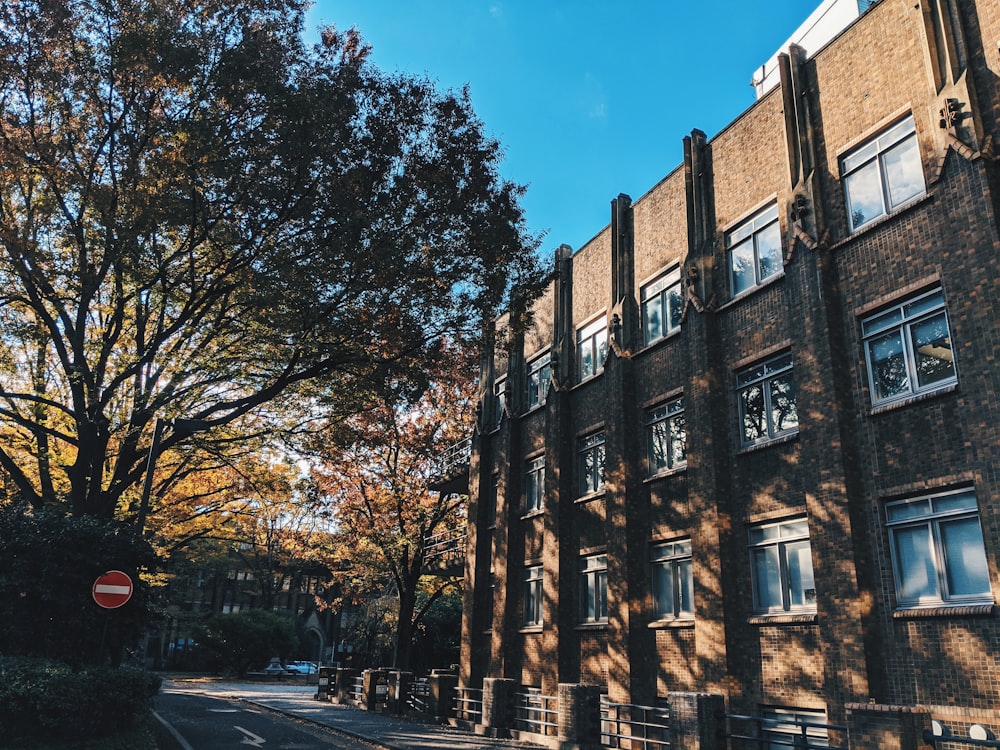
[0,656,161,744]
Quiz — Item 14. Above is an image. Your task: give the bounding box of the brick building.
[458,0,1000,740]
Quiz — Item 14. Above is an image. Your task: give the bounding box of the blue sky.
[306,1,817,256]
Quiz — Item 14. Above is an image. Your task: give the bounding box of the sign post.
[92,570,133,609]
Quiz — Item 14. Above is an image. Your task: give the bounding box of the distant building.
[459,0,1000,738]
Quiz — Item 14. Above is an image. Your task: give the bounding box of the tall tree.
[0,0,544,520]
[310,340,476,670]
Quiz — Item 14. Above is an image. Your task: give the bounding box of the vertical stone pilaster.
[558,683,603,749]
[481,677,517,736]
[667,692,726,750]
[845,704,932,750]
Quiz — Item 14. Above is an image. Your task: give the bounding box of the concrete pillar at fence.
[480,677,517,737]
[845,703,933,750]
[334,668,358,704]
[666,692,726,750]
[362,668,390,712]
[558,683,602,749]
[429,672,459,721]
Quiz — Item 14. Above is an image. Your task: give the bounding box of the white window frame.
[493,376,507,428]
[737,353,798,447]
[862,288,957,407]
[524,565,543,627]
[646,398,686,475]
[761,708,830,749]
[580,554,608,624]
[726,203,782,297]
[886,488,992,609]
[652,540,694,621]
[577,317,608,381]
[577,432,606,497]
[524,456,545,515]
[842,114,925,232]
[641,268,683,346]
[749,518,817,615]
[526,351,551,409]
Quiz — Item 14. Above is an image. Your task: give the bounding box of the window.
[843,114,924,232]
[737,353,798,447]
[526,352,551,409]
[493,376,507,428]
[727,204,782,296]
[646,398,686,475]
[580,554,608,623]
[762,708,830,749]
[524,456,545,514]
[577,317,608,381]
[862,288,956,407]
[578,432,606,497]
[652,540,694,620]
[886,489,991,608]
[641,269,683,345]
[524,565,543,627]
[749,518,816,614]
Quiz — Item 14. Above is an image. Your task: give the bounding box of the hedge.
[0,656,161,744]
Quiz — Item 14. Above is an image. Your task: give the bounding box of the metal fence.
[347,675,364,705]
[511,690,558,737]
[726,713,846,749]
[601,698,671,749]
[424,527,467,562]
[454,686,483,724]
[923,721,1000,749]
[407,676,430,713]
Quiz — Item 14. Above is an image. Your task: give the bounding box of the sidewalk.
[164,677,544,750]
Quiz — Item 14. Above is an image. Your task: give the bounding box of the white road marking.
[152,710,194,750]
[235,724,267,746]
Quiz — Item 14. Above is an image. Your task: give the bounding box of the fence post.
[333,667,358,704]
[666,692,726,750]
[429,670,459,722]
[480,677,516,737]
[558,683,602,749]
[845,702,933,750]
[362,668,390,712]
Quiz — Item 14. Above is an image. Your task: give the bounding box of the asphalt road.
[153,685,376,750]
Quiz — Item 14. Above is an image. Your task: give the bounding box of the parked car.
[286,661,318,674]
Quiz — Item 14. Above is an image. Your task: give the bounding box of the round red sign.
[92,570,133,609]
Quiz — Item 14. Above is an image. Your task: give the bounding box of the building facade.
[459,0,1000,734]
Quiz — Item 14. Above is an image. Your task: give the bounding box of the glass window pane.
[886,498,931,522]
[648,419,669,473]
[844,160,885,229]
[643,295,663,343]
[883,135,924,209]
[753,546,783,610]
[730,240,755,295]
[669,413,687,466]
[741,384,766,443]
[653,563,672,616]
[677,558,694,616]
[893,525,938,601]
[579,338,594,378]
[940,517,991,597]
[769,371,798,434]
[867,330,908,401]
[909,312,955,388]
[667,286,684,331]
[931,491,977,514]
[785,539,816,607]
[756,221,783,281]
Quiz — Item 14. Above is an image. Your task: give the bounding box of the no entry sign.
[92,570,133,609]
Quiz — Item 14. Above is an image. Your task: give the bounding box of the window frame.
[526,351,552,409]
[726,203,783,297]
[646,397,686,475]
[579,553,609,624]
[577,431,606,498]
[523,565,543,627]
[641,268,683,346]
[492,376,507,428]
[577,316,608,381]
[748,517,817,615]
[842,114,925,232]
[885,488,992,609]
[524,456,545,515]
[861,287,957,407]
[736,353,798,447]
[651,539,694,621]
